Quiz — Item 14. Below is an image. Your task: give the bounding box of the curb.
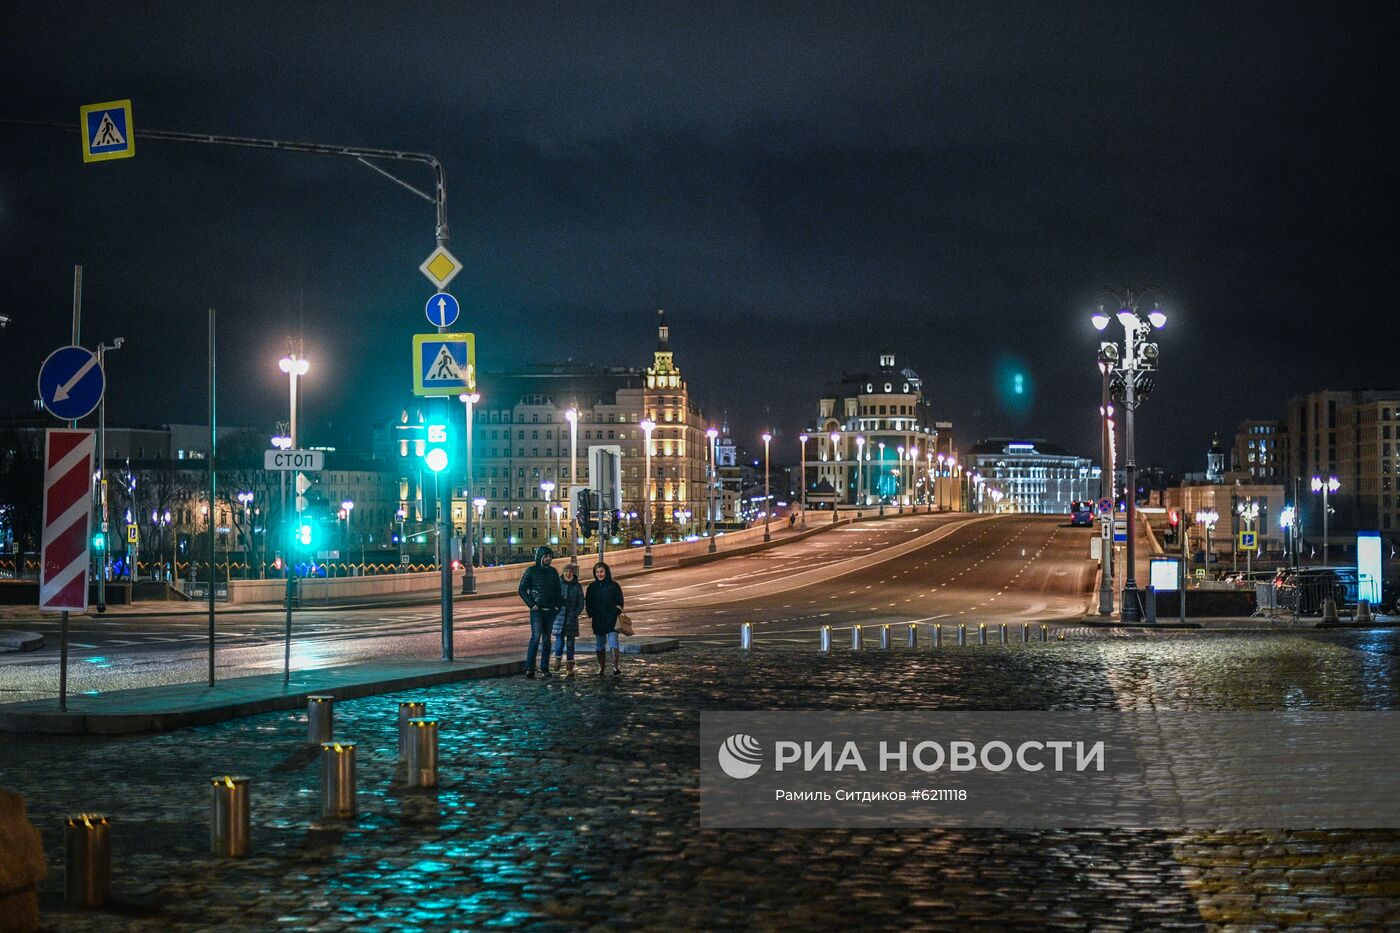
[0,630,44,652]
[0,637,681,735]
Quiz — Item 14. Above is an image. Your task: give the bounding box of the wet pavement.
[7,628,1400,930]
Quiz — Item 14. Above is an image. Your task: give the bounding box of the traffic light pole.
[207,308,217,686]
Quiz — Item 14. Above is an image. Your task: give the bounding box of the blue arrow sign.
[425,292,460,328]
[38,345,105,421]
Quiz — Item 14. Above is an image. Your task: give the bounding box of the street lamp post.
[641,419,655,567]
[762,432,773,542]
[855,436,865,516]
[830,431,841,524]
[340,500,354,576]
[798,433,809,527]
[460,391,480,593]
[707,427,719,551]
[1196,509,1219,574]
[540,480,555,548]
[896,446,905,513]
[1237,499,1259,578]
[878,442,886,517]
[1091,289,1167,623]
[565,406,578,568]
[236,491,254,577]
[1311,475,1340,565]
[925,449,934,514]
[472,498,486,566]
[277,353,308,683]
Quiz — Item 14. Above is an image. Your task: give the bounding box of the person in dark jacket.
[518,546,563,678]
[584,561,625,676]
[550,563,585,676]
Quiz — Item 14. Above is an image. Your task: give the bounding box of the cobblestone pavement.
[7,629,1400,930]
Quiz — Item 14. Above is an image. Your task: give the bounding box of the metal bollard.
[210,776,251,857]
[956,624,966,646]
[1040,625,1048,642]
[405,718,439,788]
[740,621,753,650]
[977,623,987,645]
[307,694,335,744]
[819,625,832,653]
[1021,622,1030,644]
[999,623,1007,644]
[879,624,891,650]
[906,623,917,648]
[851,624,863,650]
[64,813,110,908]
[933,623,942,647]
[398,701,426,763]
[321,742,357,819]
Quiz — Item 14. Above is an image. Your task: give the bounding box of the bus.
[1069,500,1095,527]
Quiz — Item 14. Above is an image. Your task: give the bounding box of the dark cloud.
[1,1,1397,466]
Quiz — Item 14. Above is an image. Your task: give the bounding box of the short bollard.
[956,624,967,646]
[321,742,357,819]
[1040,625,1048,642]
[933,623,942,647]
[879,624,891,650]
[1021,622,1030,644]
[307,695,335,745]
[405,718,439,788]
[906,623,918,648]
[977,623,987,646]
[999,623,1008,644]
[398,701,427,763]
[210,776,250,858]
[851,625,863,650]
[64,813,110,908]
[819,625,832,653]
[740,622,753,650]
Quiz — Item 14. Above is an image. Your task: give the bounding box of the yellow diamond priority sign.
[419,245,463,289]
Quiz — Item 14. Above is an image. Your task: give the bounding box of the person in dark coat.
[518,546,563,678]
[550,563,585,676]
[585,561,625,676]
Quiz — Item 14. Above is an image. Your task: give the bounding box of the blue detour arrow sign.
[38,345,105,421]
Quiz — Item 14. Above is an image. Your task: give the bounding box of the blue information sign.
[425,292,460,328]
[38,345,105,421]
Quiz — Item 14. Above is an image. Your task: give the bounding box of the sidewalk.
[0,636,680,735]
[1071,613,1400,630]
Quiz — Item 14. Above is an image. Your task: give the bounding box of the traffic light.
[425,422,450,473]
[298,523,313,547]
[576,488,596,536]
[92,531,106,552]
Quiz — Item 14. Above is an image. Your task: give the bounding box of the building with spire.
[374,311,713,564]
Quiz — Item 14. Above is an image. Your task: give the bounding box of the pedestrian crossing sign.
[80,99,135,163]
[413,332,476,396]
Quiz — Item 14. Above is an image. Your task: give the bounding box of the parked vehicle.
[1272,567,1359,616]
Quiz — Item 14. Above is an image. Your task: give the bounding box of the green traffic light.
[92,532,106,551]
[298,524,312,546]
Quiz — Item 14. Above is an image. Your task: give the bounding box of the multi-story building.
[1284,389,1400,537]
[1231,420,1282,482]
[963,439,1099,514]
[803,353,952,507]
[379,312,711,564]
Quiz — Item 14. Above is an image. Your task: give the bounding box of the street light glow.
[1091,311,1111,331]
[278,355,309,376]
[1148,309,1167,328]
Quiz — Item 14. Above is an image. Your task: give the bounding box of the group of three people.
[517,546,625,677]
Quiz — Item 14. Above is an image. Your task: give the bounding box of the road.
[0,513,1094,702]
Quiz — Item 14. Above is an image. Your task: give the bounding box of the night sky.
[2,2,1397,469]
